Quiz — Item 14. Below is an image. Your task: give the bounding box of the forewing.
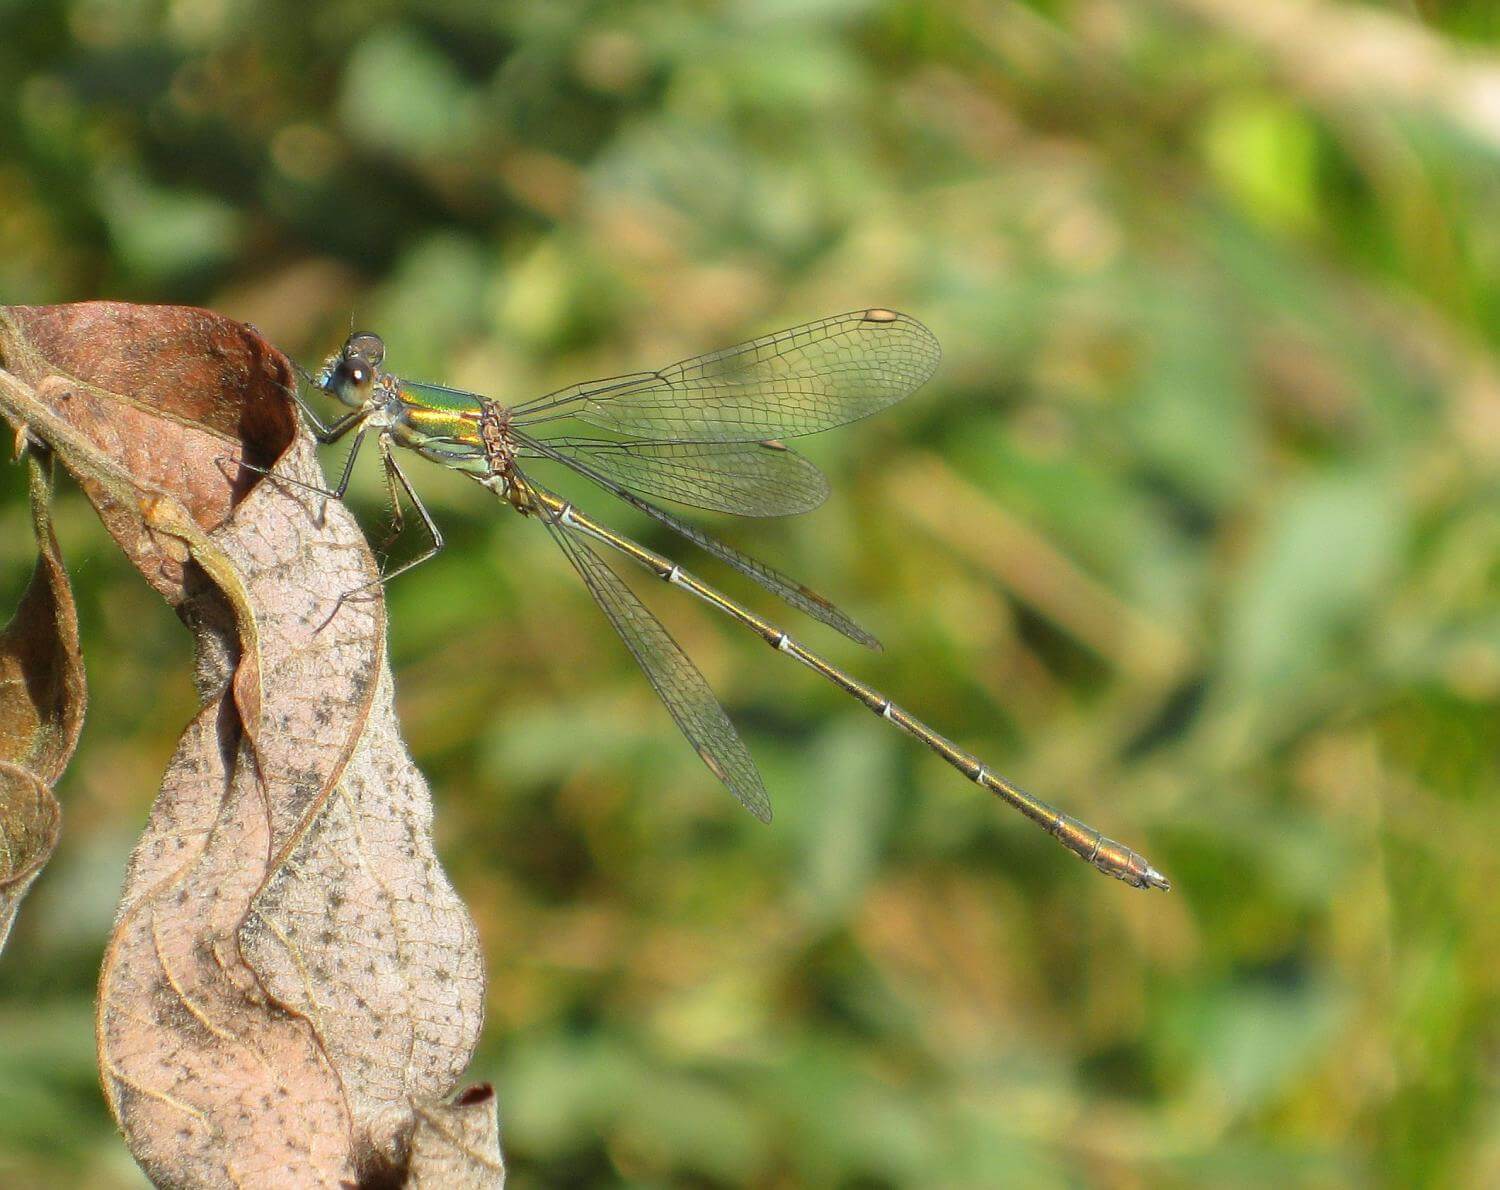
[534,488,773,823]
[526,438,830,517]
[511,309,940,441]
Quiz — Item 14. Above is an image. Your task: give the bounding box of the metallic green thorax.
[388,382,495,474]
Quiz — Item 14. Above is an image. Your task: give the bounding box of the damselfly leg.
[366,438,444,587]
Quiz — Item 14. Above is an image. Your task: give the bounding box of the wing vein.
[511,309,940,441]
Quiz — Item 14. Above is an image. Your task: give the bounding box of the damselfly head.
[318,331,385,407]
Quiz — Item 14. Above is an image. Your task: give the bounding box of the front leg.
[238,421,369,496]
[294,395,368,445]
[275,350,368,444]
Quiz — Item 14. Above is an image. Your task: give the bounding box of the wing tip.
[820,606,882,650]
[826,616,882,651]
[697,744,774,823]
[857,307,942,377]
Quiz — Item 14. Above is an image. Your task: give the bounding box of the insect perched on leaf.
[273,309,1168,890]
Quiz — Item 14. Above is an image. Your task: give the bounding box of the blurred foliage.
[3,0,1500,1186]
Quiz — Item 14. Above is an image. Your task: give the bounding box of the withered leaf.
[0,304,494,1186]
[0,449,83,953]
[0,449,86,780]
[406,1084,506,1188]
[0,761,62,955]
[0,302,293,605]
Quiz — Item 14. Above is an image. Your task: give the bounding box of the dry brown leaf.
[0,761,62,954]
[0,449,86,779]
[0,448,84,952]
[0,303,291,605]
[407,1084,506,1189]
[0,303,494,1187]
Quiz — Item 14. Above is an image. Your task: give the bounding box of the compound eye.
[332,352,377,399]
[345,332,385,368]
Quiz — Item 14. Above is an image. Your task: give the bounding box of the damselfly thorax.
[363,369,534,509]
[279,311,1170,891]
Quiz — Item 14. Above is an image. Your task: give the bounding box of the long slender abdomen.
[541,491,1169,890]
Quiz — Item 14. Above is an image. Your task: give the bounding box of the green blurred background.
[3,0,1500,1185]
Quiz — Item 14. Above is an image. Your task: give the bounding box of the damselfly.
[281,309,1169,890]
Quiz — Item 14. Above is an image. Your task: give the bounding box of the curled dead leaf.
[0,761,62,954]
[0,303,496,1187]
[0,449,84,954]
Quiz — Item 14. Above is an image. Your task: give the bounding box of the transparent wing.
[510,309,940,441]
[521,437,830,517]
[533,481,773,823]
[518,431,880,650]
